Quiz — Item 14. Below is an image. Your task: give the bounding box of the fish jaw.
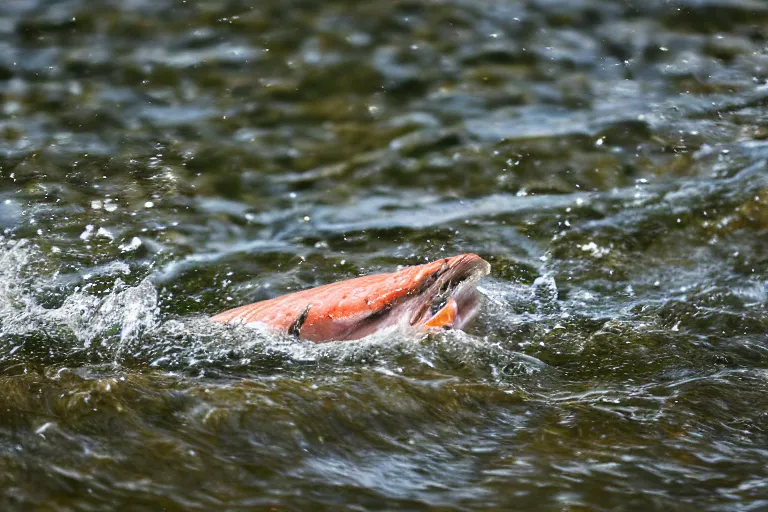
[210,253,491,342]
[404,253,490,333]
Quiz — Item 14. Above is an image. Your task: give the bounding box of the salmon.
[211,253,491,342]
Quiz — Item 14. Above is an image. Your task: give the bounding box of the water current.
[1,0,768,509]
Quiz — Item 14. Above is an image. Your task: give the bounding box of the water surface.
[1,0,768,509]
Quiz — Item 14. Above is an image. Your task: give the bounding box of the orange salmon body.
[211,254,491,342]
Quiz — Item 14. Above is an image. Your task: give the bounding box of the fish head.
[300,253,490,341]
[403,253,491,332]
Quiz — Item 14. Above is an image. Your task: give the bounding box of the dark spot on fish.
[288,304,312,338]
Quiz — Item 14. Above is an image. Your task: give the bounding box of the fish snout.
[446,253,491,279]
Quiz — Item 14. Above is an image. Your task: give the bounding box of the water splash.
[52,278,160,351]
[0,239,160,365]
[0,239,545,379]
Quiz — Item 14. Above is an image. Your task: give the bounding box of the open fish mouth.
[407,253,491,332]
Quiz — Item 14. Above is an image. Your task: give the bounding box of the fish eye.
[429,279,454,314]
[430,295,448,315]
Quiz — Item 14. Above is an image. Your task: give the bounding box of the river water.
[1,0,768,510]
